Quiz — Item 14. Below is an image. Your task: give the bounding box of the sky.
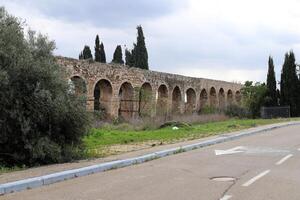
[2,0,300,83]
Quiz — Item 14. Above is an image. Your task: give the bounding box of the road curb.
[1,121,299,195]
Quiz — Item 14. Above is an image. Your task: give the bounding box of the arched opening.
[185,88,196,113]
[209,87,217,108]
[199,89,208,111]
[118,82,134,120]
[94,79,112,115]
[139,82,153,117]
[235,91,242,104]
[227,90,233,106]
[156,84,168,116]
[172,86,182,114]
[218,88,225,109]
[69,76,87,96]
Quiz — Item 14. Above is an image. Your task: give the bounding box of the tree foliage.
[99,42,106,63]
[0,7,90,167]
[125,26,149,70]
[112,45,124,64]
[265,56,278,106]
[134,26,148,69]
[241,81,267,118]
[280,51,300,116]
[94,35,101,62]
[79,45,93,60]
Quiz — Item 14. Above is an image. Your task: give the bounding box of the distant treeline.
[79,26,149,70]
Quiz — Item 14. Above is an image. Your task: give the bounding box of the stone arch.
[156,84,168,116]
[218,88,225,109]
[93,79,112,114]
[118,82,134,120]
[139,82,153,117]
[69,76,87,96]
[172,86,182,114]
[185,88,196,113]
[227,89,233,106]
[199,89,208,111]
[235,91,242,104]
[209,87,217,107]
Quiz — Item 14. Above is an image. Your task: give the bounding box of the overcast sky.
[2,0,300,83]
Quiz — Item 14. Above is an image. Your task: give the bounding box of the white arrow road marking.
[276,154,293,165]
[215,146,246,156]
[242,170,271,187]
[220,195,232,200]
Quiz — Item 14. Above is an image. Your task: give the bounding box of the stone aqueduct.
[57,57,242,120]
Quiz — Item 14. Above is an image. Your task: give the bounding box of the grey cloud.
[16,0,187,28]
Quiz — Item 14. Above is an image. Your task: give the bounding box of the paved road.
[2,124,300,200]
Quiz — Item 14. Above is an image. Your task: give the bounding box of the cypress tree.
[125,47,135,67]
[94,35,101,62]
[134,26,149,70]
[280,51,299,116]
[99,42,106,63]
[112,45,124,64]
[266,56,277,106]
[80,45,92,60]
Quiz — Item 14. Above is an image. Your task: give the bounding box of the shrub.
[225,104,249,118]
[0,8,90,167]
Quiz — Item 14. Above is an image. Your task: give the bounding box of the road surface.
[2,124,300,200]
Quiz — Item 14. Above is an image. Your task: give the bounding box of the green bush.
[225,104,249,118]
[0,8,90,167]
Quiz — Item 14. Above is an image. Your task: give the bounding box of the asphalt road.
[2,124,300,200]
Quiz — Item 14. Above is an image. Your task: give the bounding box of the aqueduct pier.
[57,57,242,120]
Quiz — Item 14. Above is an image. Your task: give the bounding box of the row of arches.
[69,76,241,120]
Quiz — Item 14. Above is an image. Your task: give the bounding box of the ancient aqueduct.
[57,57,242,120]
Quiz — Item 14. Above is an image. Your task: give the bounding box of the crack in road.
[218,170,250,200]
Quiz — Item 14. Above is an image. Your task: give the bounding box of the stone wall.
[57,56,243,120]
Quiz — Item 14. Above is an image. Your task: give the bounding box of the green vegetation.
[83,118,295,157]
[241,81,268,118]
[94,35,101,62]
[280,51,300,116]
[0,7,90,167]
[266,56,278,106]
[99,42,106,63]
[79,45,93,60]
[112,45,124,64]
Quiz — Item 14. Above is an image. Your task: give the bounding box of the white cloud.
[2,0,300,84]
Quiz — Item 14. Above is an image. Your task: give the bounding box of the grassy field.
[83,118,297,157]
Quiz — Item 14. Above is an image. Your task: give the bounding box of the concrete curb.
[1,121,300,195]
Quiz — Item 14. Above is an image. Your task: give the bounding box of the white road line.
[242,170,271,187]
[220,195,232,200]
[276,154,293,165]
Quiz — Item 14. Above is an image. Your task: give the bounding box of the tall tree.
[94,35,101,62]
[125,48,133,66]
[280,51,299,116]
[99,42,106,63]
[80,45,92,60]
[265,56,277,106]
[134,26,149,70]
[112,45,124,64]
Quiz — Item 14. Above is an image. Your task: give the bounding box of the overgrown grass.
[0,165,26,175]
[83,118,298,157]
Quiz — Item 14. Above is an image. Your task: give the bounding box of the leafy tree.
[79,45,93,60]
[125,48,135,67]
[0,7,90,167]
[94,35,101,62]
[241,81,267,118]
[112,45,124,64]
[100,42,106,63]
[265,56,277,106]
[134,26,149,69]
[280,51,299,116]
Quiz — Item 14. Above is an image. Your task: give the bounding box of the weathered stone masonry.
[57,57,242,120]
